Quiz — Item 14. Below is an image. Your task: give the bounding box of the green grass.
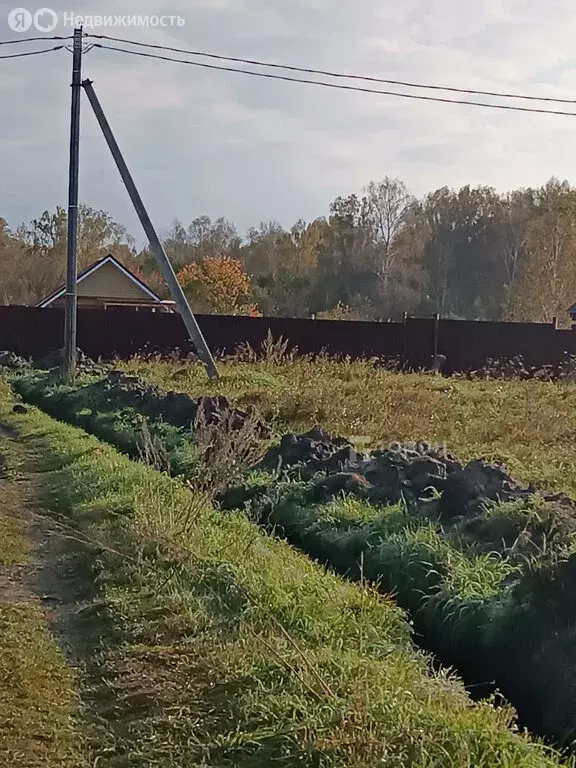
[120,356,576,496]
[111,355,576,746]
[227,476,576,746]
[12,366,576,748]
[1,383,570,766]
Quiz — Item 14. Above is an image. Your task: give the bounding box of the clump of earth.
[219,426,576,553]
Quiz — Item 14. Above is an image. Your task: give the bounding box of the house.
[36,254,175,313]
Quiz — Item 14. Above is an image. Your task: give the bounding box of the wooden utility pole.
[81,78,219,381]
[63,27,83,381]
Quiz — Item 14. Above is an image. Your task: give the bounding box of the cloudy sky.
[2,0,576,241]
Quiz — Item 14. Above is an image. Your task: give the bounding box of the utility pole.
[81,79,219,381]
[63,27,83,381]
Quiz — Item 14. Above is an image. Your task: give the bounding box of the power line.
[92,43,576,117]
[0,35,72,45]
[86,33,576,106]
[0,45,65,59]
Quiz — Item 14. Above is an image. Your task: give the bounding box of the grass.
[12,365,576,747]
[0,395,83,768]
[120,355,576,496]
[0,501,29,567]
[110,354,576,745]
[1,380,571,766]
[0,604,81,767]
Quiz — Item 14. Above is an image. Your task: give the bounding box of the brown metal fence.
[1,304,575,373]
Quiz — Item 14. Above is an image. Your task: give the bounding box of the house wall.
[77,261,152,300]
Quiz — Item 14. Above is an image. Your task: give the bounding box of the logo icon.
[8,7,32,31]
[33,7,57,32]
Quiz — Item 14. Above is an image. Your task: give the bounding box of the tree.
[0,218,26,304]
[158,219,193,266]
[158,216,241,267]
[508,179,576,324]
[412,185,509,320]
[188,215,240,261]
[316,297,376,320]
[362,178,414,295]
[499,189,535,317]
[6,205,136,304]
[239,219,328,317]
[5,176,576,323]
[308,182,422,320]
[177,256,261,316]
[308,195,377,315]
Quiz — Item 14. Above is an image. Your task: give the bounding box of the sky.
[2,0,576,242]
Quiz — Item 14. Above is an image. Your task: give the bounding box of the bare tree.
[498,189,535,318]
[362,177,414,295]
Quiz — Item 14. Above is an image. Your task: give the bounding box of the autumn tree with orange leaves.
[176,256,261,316]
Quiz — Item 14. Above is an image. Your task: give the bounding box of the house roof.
[36,254,162,308]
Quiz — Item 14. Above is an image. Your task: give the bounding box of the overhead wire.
[91,43,576,117]
[0,35,72,45]
[0,45,65,59]
[86,32,576,106]
[3,32,575,117]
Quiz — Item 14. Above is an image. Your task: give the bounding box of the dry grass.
[187,401,267,495]
[0,604,81,767]
[0,494,29,567]
[121,356,576,496]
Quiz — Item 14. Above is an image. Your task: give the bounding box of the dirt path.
[0,421,85,767]
[0,422,86,652]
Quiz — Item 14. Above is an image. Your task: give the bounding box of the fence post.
[430,312,446,374]
[433,312,440,359]
[402,312,408,369]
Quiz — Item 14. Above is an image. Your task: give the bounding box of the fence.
[1,304,575,373]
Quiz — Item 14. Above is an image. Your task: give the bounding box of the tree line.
[2,176,576,323]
